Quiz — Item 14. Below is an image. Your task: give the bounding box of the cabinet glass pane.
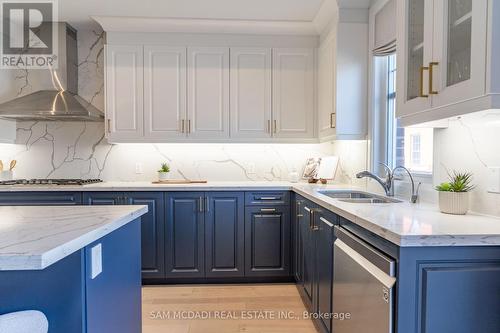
[447,0,472,86]
[407,0,425,101]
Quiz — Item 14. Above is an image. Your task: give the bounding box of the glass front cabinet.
[396,0,497,125]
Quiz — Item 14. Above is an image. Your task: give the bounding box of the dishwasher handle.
[334,226,396,277]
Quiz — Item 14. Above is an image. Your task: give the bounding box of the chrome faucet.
[356,164,421,203]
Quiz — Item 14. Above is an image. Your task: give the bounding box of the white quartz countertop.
[0,181,294,192]
[1,181,500,247]
[0,205,148,271]
[292,184,500,247]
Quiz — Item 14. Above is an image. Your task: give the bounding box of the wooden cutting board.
[152,180,208,184]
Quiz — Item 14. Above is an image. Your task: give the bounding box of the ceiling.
[59,0,326,30]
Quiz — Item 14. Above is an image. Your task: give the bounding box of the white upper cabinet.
[230,47,272,139]
[317,18,368,141]
[105,45,144,141]
[144,46,187,140]
[272,48,315,139]
[397,0,434,118]
[317,34,336,139]
[430,0,487,108]
[397,0,494,126]
[187,47,230,140]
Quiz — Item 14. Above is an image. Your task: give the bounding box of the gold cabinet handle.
[420,66,429,98]
[267,120,271,134]
[181,119,185,133]
[429,62,439,95]
[273,120,277,134]
[330,113,336,129]
[107,119,111,133]
[187,120,191,134]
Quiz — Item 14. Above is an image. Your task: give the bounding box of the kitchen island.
[0,205,148,333]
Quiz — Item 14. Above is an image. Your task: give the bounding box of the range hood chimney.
[0,23,104,121]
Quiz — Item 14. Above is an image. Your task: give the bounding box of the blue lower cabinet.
[83,192,165,281]
[315,210,336,333]
[205,192,245,277]
[245,205,290,277]
[293,198,305,284]
[299,200,317,309]
[165,192,205,278]
[85,219,142,333]
[0,191,82,205]
[126,192,165,280]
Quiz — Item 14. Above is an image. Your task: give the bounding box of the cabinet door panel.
[144,46,187,140]
[126,192,165,280]
[431,0,487,107]
[300,202,315,309]
[273,48,314,139]
[316,211,336,333]
[245,206,290,277]
[293,199,305,284]
[105,45,144,141]
[187,47,230,139]
[205,192,244,277]
[318,36,336,138]
[230,48,272,139]
[165,193,205,278]
[396,0,433,117]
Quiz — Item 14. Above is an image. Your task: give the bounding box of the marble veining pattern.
[0,205,148,271]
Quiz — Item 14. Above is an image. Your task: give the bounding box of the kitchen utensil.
[9,160,16,170]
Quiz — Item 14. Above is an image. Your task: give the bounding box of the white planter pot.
[438,191,470,215]
[158,172,170,181]
[0,170,13,181]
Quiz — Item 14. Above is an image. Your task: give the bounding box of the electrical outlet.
[247,162,256,174]
[488,167,500,194]
[91,243,102,279]
[135,162,143,174]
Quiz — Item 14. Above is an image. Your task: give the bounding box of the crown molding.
[92,15,324,36]
[92,1,339,37]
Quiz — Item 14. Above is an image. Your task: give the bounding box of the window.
[372,54,433,177]
[410,134,421,165]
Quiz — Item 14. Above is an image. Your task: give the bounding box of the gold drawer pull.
[420,66,429,98]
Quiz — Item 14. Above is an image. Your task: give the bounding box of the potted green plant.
[157,163,171,181]
[435,171,475,215]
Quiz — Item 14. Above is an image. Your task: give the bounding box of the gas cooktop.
[0,179,103,186]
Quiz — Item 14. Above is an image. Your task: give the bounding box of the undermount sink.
[317,190,403,204]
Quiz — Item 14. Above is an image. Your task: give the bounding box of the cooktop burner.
[0,179,103,186]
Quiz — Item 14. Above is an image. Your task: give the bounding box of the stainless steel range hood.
[0,23,104,121]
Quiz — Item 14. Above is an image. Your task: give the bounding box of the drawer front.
[245,191,290,206]
[0,192,83,205]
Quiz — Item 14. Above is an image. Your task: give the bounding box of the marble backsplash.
[433,117,500,217]
[0,121,367,183]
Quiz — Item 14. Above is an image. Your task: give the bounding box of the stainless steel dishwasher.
[332,226,396,333]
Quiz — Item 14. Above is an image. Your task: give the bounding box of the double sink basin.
[318,190,403,204]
